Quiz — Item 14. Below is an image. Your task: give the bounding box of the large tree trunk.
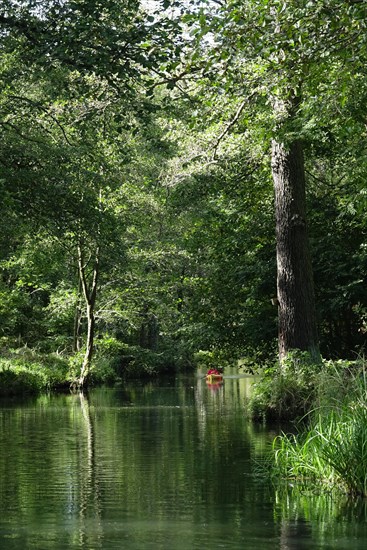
[271,135,320,362]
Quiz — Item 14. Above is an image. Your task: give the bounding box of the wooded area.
[0,0,366,387]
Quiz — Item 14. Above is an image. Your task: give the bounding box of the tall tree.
[181,0,367,362]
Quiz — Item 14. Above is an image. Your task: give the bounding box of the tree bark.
[271,134,320,362]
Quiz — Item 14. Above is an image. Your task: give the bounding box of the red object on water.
[207,368,220,375]
[206,369,224,387]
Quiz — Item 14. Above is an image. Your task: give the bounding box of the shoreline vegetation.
[0,348,71,396]
[0,342,194,395]
[251,351,367,498]
[0,347,172,397]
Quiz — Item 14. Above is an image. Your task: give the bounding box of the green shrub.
[0,363,47,395]
[118,346,169,378]
[88,357,120,385]
[95,336,130,358]
[93,339,177,381]
[249,350,321,421]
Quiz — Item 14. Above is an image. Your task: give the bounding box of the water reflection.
[274,486,367,549]
[0,375,366,549]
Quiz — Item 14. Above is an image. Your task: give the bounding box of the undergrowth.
[0,347,70,395]
[259,355,367,497]
[249,350,322,422]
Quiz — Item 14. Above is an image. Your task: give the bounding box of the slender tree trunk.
[271,121,320,362]
[77,244,100,387]
[79,302,95,383]
[73,279,83,353]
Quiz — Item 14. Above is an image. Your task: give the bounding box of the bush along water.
[265,357,367,497]
[249,350,322,422]
[0,347,70,395]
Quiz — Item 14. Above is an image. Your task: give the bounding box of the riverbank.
[2,345,367,498]
[248,351,363,422]
[0,348,70,395]
[250,352,367,497]
[0,343,192,395]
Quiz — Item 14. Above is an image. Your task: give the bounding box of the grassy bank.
[0,348,70,395]
[0,340,194,396]
[272,400,367,497]
[248,351,363,422]
[252,354,367,497]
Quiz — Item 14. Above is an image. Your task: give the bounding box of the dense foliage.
[0,0,366,387]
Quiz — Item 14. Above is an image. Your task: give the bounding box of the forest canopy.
[0,0,366,386]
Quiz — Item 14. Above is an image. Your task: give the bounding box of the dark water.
[1,374,367,549]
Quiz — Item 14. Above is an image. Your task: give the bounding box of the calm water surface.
[1,373,367,549]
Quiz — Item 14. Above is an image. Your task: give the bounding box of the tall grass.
[270,360,367,497]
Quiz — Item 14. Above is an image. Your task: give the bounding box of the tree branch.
[212,92,256,159]
[77,244,90,304]
[7,95,74,146]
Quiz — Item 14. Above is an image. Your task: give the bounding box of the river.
[0,372,366,549]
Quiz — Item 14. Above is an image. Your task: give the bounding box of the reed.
[319,404,367,496]
[271,363,367,497]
